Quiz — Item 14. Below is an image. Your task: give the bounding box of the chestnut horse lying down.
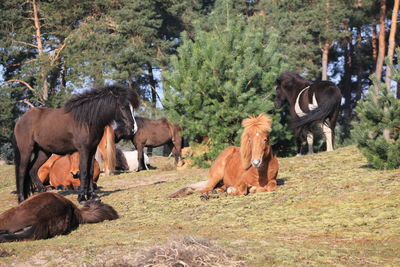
[0,192,118,242]
[169,114,279,198]
[38,152,100,190]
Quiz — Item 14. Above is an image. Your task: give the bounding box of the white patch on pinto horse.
[294,86,318,117]
[123,150,149,171]
[111,120,118,130]
[129,104,138,134]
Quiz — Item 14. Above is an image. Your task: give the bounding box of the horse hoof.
[88,193,100,202]
[200,194,209,201]
[77,195,87,205]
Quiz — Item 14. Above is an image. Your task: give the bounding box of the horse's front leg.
[226,183,248,196]
[77,150,99,203]
[87,151,99,201]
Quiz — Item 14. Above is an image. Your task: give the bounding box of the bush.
[163,15,292,163]
[0,142,13,163]
[352,83,400,170]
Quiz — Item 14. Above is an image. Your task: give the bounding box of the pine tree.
[163,14,293,161]
[352,77,400,170]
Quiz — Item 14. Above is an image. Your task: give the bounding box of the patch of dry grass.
[0,146,399,266]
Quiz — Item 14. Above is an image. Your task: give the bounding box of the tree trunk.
[322,40,330,80]
[32,0,48,102]
[375,0,387,83]
[147,64,158,109]
[385,0,399,89]
[372,24,378,70]
[147,64,158,157]
[355,28,363,102]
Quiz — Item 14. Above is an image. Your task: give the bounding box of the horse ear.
[240,132,252,170]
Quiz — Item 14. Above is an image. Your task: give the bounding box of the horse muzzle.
[251,159,262,168]
[71,171,80,179]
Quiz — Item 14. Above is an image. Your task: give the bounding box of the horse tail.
[290,93,341,129]
[99,125,116,175]
[105,125,116,174]
[168,180,209,198]
[75,200,119,224]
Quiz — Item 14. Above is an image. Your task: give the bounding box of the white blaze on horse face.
[129,104,138,134]
[251,132,263,168]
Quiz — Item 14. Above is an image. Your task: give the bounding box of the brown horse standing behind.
[38,152,100,190]
[116,117,183,171]
[0,192,118,242]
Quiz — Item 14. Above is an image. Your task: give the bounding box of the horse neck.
[256,148,272,178]
[286,81,311,106]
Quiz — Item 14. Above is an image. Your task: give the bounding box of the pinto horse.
[0,192,118,242]
[13,85,140,203]
[200,114,279,197]
[115,117,183,171]
[38,152,100,190]
[274,71,341,155]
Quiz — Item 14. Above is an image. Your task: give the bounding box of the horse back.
[208,146,240,184]
[15,107,78,154]
[311,81,341,103]
[134,117,172,146]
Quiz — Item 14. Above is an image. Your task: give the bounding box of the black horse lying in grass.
[13,85,140,204]
[0,192,118,242]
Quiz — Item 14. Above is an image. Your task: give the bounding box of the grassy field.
[0,145,399,266]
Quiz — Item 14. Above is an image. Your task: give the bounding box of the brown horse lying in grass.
[203,113,279,197]
[0,192,118,242]
[38,152,100,190]
[169,114,278,198]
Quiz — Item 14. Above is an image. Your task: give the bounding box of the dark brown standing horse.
[13,85,140,203]
[0,192,118,242]
[274,71,341,155]
[115,117,183,171]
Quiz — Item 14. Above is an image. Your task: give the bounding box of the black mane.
[277,71,311,90]
[64,85,140,129]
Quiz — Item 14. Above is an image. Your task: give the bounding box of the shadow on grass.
[57,187,123,198]
[277,177,287,186]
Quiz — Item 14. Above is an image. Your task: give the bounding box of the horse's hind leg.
[29,149,49,192]
[0,227,35,243]
[135,143,146,171]
[322,122,333,152]
[306,132,314,155]
[14,141,34,202]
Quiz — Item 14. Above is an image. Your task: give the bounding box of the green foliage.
[352,79,400,170]
[163,15,293,160]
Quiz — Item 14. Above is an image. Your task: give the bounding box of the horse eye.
[264,137,269,143]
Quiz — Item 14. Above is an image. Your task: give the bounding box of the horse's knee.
[266,180,277,191]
